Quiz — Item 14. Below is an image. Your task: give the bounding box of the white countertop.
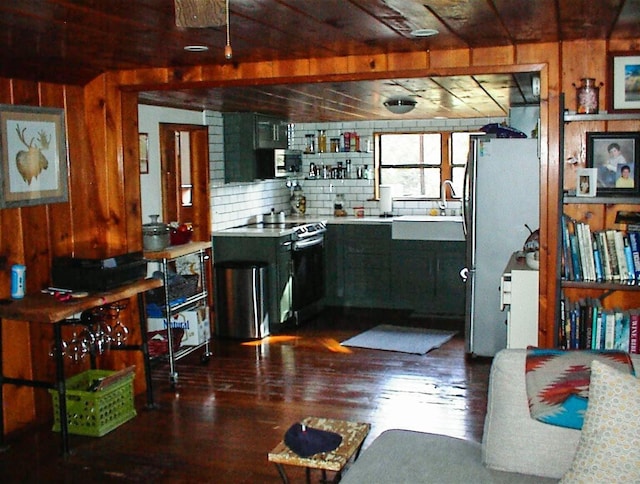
[212,214,461,237]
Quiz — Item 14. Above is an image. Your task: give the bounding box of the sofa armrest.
[481,349,581,479]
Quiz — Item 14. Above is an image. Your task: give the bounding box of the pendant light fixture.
[383,97,417,115]
[224,0,232,59]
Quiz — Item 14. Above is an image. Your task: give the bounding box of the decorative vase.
[573,78,603,114]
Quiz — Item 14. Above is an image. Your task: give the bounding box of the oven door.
[291,235,325,313]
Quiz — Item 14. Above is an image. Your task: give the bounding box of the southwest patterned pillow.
[560,360,640,483]
[525,347,635,429]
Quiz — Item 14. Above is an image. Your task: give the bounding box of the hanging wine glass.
[112,321,129,347]
[92,320,113,355]
[107,301,129,347]
[48,339,68,359]
[66,325,89,364]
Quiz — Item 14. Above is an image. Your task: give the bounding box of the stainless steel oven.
[291,228,325,323]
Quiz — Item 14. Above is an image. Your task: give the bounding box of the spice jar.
[330,138,340,152]
[304,134,316,154]
[573,78,602,114]
[334,194,346,217]
[317,130,327,153]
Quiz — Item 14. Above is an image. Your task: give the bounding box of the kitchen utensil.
[143,215,170,251]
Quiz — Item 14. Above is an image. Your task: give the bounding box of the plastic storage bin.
[214,261,269,339]
[48,369,136,437]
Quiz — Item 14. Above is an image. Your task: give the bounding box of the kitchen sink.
[391,215,465,241]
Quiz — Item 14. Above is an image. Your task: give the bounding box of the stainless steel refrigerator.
[462,136,539,357]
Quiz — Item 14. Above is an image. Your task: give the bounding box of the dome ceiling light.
[383,98,417,115]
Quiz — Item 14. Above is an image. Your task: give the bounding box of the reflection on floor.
[0,306,490,483]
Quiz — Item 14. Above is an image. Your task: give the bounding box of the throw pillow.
[560,360,640,483]
[525,347,635,429]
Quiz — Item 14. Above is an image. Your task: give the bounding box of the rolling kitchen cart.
[144,241,213,385]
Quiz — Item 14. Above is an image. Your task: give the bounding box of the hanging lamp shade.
[383,98,417,114]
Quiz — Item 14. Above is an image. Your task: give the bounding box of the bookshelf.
[558,94,640,352]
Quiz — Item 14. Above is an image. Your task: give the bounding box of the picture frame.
[608,52,640,112]
[139,133,149,174]
[0,104,68,208]
[586,131,640,196]
[576,168,597,197]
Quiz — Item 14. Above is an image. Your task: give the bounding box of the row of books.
[559,295,640,353]
[561,215,640,284]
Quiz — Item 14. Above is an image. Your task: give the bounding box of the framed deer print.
[0,104,68,208]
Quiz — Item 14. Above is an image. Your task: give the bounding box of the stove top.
[243,220,327,238]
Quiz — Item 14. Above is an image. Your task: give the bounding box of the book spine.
[629,311,639,354]
[605,311,616,350]
[629,231,640,281]
[614,311,630,352]
[606,230,620,281]
[624,235,636,284]
[614,231,628,282]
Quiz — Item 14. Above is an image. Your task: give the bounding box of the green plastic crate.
[49,369,136,437]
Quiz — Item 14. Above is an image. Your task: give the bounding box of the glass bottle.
[317,130,327,153]
[573,78,602,114]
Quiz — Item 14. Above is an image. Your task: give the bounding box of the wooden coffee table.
[268,416,370,483]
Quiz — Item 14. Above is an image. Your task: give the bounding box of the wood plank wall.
[1,38,639,435]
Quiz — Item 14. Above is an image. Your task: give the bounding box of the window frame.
[374,131,469,201]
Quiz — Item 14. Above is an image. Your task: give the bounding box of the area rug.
[340,325,457,355]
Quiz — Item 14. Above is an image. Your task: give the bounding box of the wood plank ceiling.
[2,0,640,121]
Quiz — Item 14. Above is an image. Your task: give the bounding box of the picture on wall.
[586,131,640,197]
[0,104,68,208]
[609,53,640,112]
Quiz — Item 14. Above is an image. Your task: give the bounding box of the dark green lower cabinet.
[392,240,465,317]
[325,224,466,317]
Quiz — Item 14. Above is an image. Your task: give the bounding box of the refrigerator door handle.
[459,267,469,282]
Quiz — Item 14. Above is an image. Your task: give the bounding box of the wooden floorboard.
[0,307,491,482]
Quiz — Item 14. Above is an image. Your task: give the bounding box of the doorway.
[159,123,210,242]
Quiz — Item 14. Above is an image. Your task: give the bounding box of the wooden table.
[268,416,371,483]
[0,278,162,456]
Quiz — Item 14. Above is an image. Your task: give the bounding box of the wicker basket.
[146,274,199,305]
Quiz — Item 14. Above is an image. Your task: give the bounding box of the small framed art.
[576,168,597,197]
[609,52,640,113]
[586,131,640,197]
[139,133,149,174]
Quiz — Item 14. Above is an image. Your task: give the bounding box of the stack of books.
[559,294,640,353]
[561,214,640,284]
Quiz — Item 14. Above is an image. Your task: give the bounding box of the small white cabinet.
[500,253,539,348]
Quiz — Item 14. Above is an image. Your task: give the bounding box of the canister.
[11,264,26,299]
[142,215,170,251]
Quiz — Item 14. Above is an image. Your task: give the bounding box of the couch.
[340,349,640,483]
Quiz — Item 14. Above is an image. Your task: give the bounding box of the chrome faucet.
[439,180,457,215]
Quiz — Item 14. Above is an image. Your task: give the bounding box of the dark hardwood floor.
[0,307,491,483]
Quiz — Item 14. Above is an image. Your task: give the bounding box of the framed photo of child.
[576,168,597,197]
[586,131,640,197]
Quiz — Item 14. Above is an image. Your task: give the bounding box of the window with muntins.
[377,131,472,199]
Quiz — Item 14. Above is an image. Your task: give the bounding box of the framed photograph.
[139,133,149,174]
[576,168,597,197]
[609,52,640,112]
[0,104,68,208]
[586,131,640,196]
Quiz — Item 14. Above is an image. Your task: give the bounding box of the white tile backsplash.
[207,115,502,229]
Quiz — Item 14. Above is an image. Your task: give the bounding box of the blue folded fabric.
[284,423,342,457]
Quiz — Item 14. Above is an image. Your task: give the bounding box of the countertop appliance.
[462,136,539,356]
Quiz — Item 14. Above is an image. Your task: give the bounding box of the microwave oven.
[275,149,302,177]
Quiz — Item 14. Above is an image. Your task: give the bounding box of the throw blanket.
[525,347,635,429]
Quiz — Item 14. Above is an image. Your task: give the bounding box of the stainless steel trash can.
[214,261,270,339]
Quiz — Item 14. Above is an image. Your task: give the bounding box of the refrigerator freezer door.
[465,137,539,356]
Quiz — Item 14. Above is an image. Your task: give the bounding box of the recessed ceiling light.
[410,29,439,38]
[184,45,209,52]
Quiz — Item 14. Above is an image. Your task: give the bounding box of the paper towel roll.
[379,184,393,214]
